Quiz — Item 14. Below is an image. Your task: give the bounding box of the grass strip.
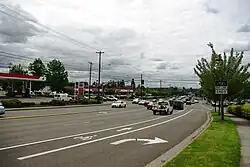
[164,111,240,167]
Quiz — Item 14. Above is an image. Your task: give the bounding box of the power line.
[0,4,101,52]
[0,50,90,72]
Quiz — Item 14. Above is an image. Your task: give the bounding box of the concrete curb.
[5,103,110,112]
[145,108,212,167]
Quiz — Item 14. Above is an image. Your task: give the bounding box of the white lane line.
[117,127,132,132]
[0,112,166,151]
[17,109,193,160]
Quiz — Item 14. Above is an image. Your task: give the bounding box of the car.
[146,102,154,110]
[132,98,140,104]
[152,101,173,115]
[0,102,5,115]
[111,100,127,108]
[138,100,146,105]
[54,93,73,102]
[173,100,184,110]
[194,99,199,103]
[186,100,192,105]
[138,100,149,105]
[107,96,118,101]
[152,99,157,102]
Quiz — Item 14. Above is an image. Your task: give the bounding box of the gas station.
[0,72,46,97]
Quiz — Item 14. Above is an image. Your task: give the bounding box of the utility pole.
[140,74,143,99]
[96,51,104,100]
[88,62,93,99]
[160,80,162,89]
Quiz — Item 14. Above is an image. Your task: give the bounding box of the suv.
[173,100,184,110]
[152,101,173,115]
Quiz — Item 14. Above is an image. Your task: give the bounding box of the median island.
[1,98,101,108]
[163,111,240,167]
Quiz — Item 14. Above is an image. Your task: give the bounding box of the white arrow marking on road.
[138,137,168,145]
[73,135,97,141]
[117,127,132,132]
[110,137,168,145]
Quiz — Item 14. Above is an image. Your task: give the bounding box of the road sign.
[215,89,227,95]
[215,81,227,95]
[215,81,227,86]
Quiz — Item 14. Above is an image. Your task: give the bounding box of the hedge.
[1,99,101,108]
[228,105,250,120]
[1,99,36,108]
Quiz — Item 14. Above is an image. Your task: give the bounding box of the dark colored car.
[173,100,184,110]
[186,100,192,105]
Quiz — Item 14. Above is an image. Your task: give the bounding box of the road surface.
[0,103,207,167]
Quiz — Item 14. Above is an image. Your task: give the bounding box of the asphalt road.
[0,103,208,167]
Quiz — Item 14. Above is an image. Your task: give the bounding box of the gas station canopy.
[0,72,46,81]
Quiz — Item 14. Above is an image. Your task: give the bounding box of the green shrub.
[21,102,36,107]
[88,99,101,104]
[50,100,67,106]
[1,99,22,108]
[40,102,51,106]
[228,105,250,120]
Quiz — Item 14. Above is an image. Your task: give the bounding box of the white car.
[194,99,199,103]
[107,96,118,101]
[54,93,73,101]
[0,102,5,115]
[111,101,127,108]
[132,98,140,104]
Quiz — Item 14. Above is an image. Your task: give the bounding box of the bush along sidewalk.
[228,105,250,120]
[163,111,241,167]
[1,99,102,108]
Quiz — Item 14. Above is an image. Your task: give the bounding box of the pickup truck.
[152,101,173,115]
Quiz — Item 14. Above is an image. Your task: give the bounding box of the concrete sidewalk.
[230,115,250,167]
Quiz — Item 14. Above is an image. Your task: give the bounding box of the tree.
[194,43,250,120]
[46,59,68,92]
[8,64,28,96]
[28,58,47,91]
[9,64,27,74]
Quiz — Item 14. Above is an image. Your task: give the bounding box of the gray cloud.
[0,4,41,43]
[224,42,250,52]
[156,62,168,70]
[107,57,130,66]
[140,52,145,59]
[169,64,180,70]
[150,58,164,62]
[205,3,219,14]
[237,24,250,33]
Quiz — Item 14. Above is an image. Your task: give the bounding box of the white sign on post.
[215,81,228,95]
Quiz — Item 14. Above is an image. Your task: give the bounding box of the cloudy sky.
[0,0,250,88]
